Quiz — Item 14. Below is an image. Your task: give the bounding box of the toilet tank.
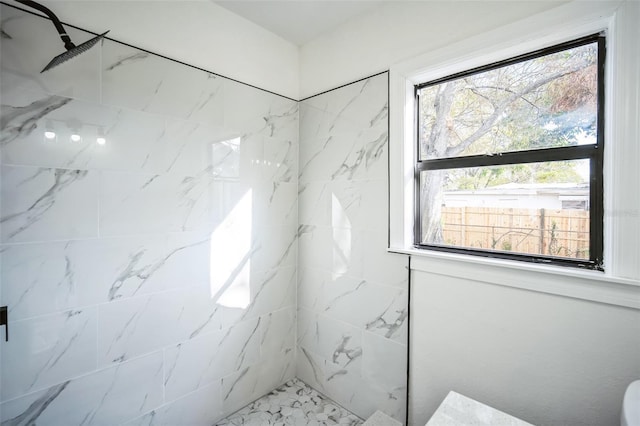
[622,380,640,426]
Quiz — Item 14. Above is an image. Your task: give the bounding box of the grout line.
[0,1,389,103]
[299,70,390,102]
[0,1,297,103]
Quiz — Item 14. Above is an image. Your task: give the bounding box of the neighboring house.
[443,182,590,211]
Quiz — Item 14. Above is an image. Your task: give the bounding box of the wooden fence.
[441,207,590,259]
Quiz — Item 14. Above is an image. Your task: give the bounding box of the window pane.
[418,42,598,160]
[419,160,590,260]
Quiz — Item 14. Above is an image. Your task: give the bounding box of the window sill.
[388,246,640,309]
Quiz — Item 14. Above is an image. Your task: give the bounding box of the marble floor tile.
[216,378,362,426]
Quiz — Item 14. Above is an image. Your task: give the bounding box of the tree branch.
[445,63,590,157]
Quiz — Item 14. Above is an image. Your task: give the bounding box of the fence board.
[441,207,590,259]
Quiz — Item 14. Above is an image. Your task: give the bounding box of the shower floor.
[216,378,363,426]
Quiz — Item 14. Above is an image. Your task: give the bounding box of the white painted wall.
[38,0,300,99]
[410,269,640,426]
[299,1,566,99]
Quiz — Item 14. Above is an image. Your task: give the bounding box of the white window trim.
[389,0,640,309]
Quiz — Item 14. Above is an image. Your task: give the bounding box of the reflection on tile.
[297,72,407,423]
[221,266,296,329]
[0,308,97,401]
[0,352,163,426]
[216,378,362,426]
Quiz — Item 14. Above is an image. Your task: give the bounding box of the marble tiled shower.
[0,4,407,425]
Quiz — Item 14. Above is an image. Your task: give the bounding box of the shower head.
[40,31,109,73]
[14,0,110,73]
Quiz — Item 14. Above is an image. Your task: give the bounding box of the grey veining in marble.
[1,3,298,425]
[297,72,408,423]
[216,378,362,426]
[426,391,534,426]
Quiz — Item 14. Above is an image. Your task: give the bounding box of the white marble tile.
[127,382,224,426]
[299,311,362,369]
[298,225,364,279]
[362,332,406,392]
[309,74,388,129]
[318,316,363,369]
[101,41,224,125]
[97,287,223,367]
[217,317,262,373]
[324,361,406,424]
[221,266,296,329]
[163,315,261,402]
[297,267,328,311]
[220,364,264,418]
[97,293,173,366]
[298,181,331,227]
[260,307,296,358]
[0,240,103,321]
[426,391,534,426]
[161,118,230,176]
[299,114,387,184]
[254,348,296,402]
[220,349,295,418]
[322,277,408,344]
[99,169,214,236]
[0,165,99,243]
[171,285,225,340]
[298,103,362,144]
[0,5,101,103]
[223,80,298,143]
[211,133,263,182]
[0,232,214,323]
[329,179,388,231]
[0,94,170,173]
[322,351,364,416]
[0,352,163,425]
[162,231,212,290]
[296,346,326,394]
[263,138,298,183]
[253,181,297,233]
[89,235,169,301]
[208,180,252,230]
[163,330,225,402]
[251,225,298,273]
[0,308,97,401]
[361,231,409,289]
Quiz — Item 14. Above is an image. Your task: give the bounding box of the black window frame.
[413,34,605,271]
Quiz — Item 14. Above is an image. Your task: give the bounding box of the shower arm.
[14,0,76,50]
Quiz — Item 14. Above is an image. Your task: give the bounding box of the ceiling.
[214,1,388,45]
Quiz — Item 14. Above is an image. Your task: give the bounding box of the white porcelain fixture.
[622,380,640,426]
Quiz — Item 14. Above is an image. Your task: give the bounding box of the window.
[414,35,605,270]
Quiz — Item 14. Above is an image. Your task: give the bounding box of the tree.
[418,42,598,244]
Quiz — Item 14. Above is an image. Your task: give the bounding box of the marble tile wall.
[0,5,297,425]
[297,73,409,422]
